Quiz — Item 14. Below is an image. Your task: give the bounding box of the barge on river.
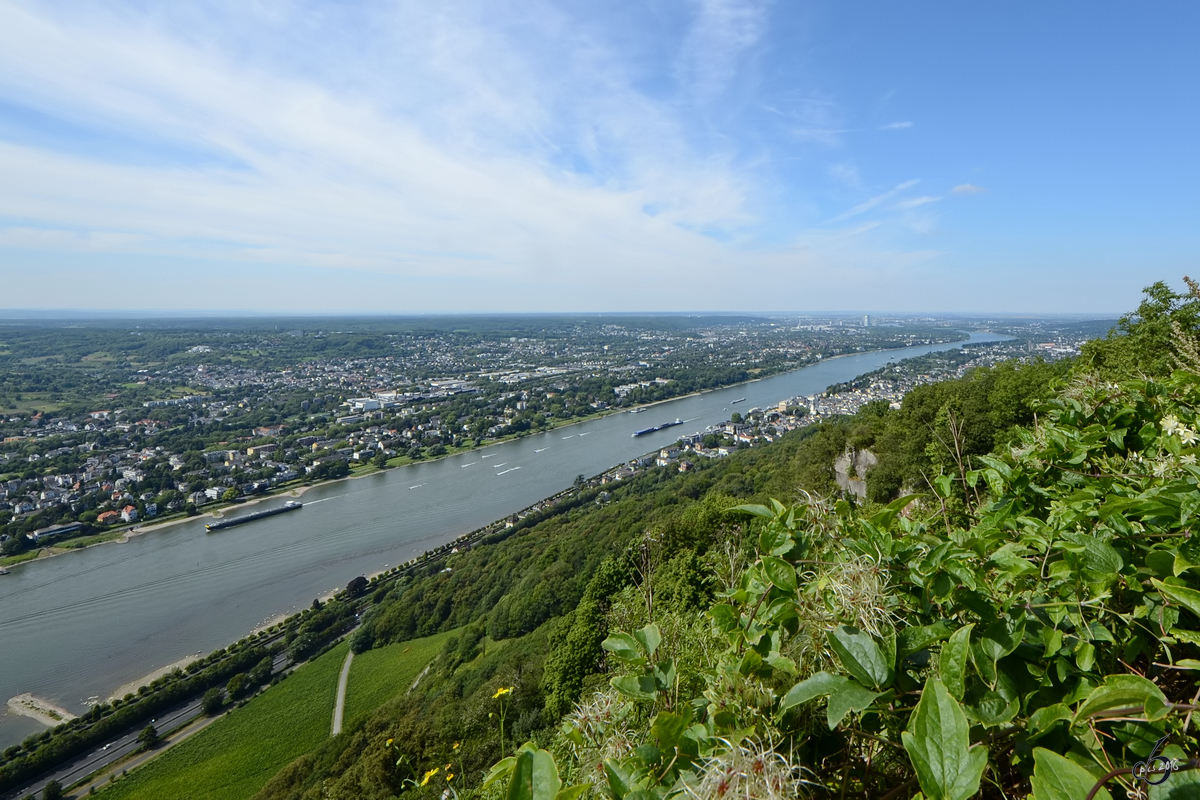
[206,501,302,531]
[632,418,684,437]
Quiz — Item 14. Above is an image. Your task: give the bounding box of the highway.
[3,648,292,800]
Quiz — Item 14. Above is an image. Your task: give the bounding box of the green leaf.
[709,603,738,632]
[506,748,562,800]
[761,556,797,592]
[1072,674,1169,726]
[867,493,921,529]
[1030,748,1110,800]
[825,682,882,729]
[731,503,776,519]
[602,759,632,800]
[651,709,691,751]
[779,671,845,712]
[1183,492,1200,526]
[1062,532,1123,574]
[1028,703,1071,736]
[828,625,893,690]
[757,524,793,556]
[1149,764,1200,799]
[554,787,589,800]
[778,671,879,728]
[483,756,518,790]
[1153,579,1200,621]
[939,624,973,700]
[901,678,988,800]
[611,674,657,702]
[601,633,645,665]
[633,624,661,660]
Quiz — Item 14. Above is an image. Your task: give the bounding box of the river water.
[0,333,1006,747]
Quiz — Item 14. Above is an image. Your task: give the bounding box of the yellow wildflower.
[386,738,393,746]
[420,767,439,787]
[445,764,453,770]
[453,742,460,750]
[447,774,455,782]
[493,686,512,699]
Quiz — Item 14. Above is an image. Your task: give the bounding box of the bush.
[200,688,224,717]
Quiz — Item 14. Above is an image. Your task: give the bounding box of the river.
[0,332,1007,747]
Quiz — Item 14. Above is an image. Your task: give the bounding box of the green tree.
[137,724,159,749]
[41,780,63,800]
[200,687,224,716]
[220,488,238,502]
[1080,279,1200,378]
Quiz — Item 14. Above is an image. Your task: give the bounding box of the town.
[0,314,1105,564]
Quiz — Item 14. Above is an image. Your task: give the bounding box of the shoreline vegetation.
[5,694,77,727]
[0,335,971,572]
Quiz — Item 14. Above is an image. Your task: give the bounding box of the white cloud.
[952,183,986,194]
[0,1,953,312]
[674,0,769,100]
[893,196,938,210]
[880,121,913,130]
[825,179,920,224]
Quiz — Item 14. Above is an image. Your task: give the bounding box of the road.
[330,651,354,736]
[3,649,292,800]
[3,698,201,800]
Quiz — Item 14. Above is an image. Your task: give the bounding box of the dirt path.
[331,650,354,736]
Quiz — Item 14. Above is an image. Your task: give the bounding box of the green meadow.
[95,642,348,800]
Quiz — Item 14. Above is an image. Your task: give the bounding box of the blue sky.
[0,1,1196,314]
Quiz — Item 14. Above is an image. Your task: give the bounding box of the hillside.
[98,280,1200,800]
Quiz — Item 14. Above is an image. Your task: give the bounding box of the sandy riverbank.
[6,694,77,727]
[106,655,200,702]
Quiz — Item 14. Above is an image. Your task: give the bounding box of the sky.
[0,1,1196,315]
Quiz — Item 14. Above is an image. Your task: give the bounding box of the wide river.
[0,332,1006,747]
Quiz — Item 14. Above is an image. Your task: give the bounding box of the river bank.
[6,694,77,727]
[106,656,201,703]
[0,332,1007,751]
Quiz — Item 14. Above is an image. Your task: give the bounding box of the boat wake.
[409,484,426,489]
[534,448,549,453]
[461,462,476,468]
[496,467,521,476]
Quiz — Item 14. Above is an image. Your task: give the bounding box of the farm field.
[95,642,349,800]
[342,631,453,726]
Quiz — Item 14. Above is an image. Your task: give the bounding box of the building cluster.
[1,319,1094,556]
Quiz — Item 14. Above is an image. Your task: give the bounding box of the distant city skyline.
[0,1,1195,314]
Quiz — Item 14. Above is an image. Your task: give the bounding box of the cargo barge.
[632,418,683,437]
[206,501,302,531]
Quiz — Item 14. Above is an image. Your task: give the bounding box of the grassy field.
[343,631,453,726]
[95,642,349,800]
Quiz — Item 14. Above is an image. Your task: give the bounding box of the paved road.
[4,649,292,800]
[3,698,201,800]
[331,651,354,736]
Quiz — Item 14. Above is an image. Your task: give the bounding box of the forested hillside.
[175,281,1200,800]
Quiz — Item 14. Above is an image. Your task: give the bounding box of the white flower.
[1181,427,1198,446]
[1163,416,1183,436]
[1182,454,1197,466]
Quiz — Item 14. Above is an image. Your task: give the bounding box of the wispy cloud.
[894,196,938,210]
[0,1,958,312]
[952,183,986,194]
[825,179,920,224]
[880,121,913,130]
[674,0,769,100]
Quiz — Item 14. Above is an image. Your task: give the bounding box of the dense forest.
[96,280,1200,799]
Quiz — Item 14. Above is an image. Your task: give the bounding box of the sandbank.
[7,693,77,727]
